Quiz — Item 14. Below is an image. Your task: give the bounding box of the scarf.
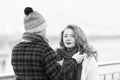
[22,32,48,43]
[57,47,83,80]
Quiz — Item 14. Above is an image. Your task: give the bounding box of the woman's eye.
[71,35,75,37]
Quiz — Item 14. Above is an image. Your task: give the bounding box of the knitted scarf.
[56,47,83,80]
[22,32,48,43]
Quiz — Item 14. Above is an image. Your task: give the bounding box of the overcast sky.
[0,0,120,36]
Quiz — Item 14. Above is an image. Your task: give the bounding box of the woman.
[56,24,99,80]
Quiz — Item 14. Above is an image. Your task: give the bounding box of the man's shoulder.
[13,41,49,51]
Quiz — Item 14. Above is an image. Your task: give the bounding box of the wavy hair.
[59,24,98,60]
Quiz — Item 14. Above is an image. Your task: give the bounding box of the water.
[90,39,120,62]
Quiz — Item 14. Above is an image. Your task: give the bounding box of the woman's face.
[63,28,76,48]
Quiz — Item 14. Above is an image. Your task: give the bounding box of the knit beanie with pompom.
[24,7,47,33]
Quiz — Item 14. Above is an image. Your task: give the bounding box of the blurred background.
[0,0,120,79]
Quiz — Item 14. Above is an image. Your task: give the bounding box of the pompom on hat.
[24,7,47,33]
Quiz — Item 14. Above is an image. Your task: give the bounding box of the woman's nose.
[66,37,71,40]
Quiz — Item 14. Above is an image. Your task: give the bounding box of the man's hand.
[72,52,87,63]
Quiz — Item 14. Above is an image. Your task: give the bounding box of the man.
[11,7,83,80]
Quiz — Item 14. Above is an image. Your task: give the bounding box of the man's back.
[12,37,50,80]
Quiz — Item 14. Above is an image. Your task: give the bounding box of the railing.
[0,61,120,80]
[99,72,120,80]
[98,61,120,80]
[0,75,16,80]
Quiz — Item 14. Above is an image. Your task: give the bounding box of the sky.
[0,0,120,36]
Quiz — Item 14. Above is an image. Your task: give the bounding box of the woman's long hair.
[59,24,98,60]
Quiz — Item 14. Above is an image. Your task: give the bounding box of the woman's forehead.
[63,28,75,34]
